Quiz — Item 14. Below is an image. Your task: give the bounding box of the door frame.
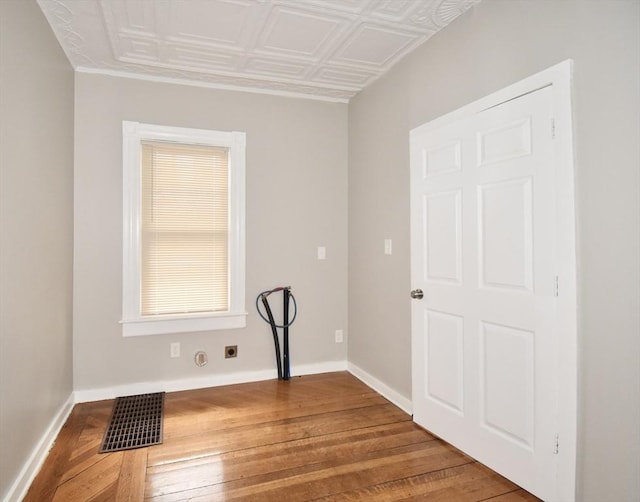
[409,60,577,501]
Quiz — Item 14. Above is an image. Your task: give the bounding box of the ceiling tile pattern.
[38,0,479,102]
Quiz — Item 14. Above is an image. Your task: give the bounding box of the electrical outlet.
[170,342,180,358]
[335,330,344,343]
[225,345,238,358]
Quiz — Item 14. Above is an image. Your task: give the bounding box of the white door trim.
[410,60,577,501]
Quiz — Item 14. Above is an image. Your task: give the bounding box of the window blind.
[141,141,229,316]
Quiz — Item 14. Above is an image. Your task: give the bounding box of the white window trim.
[121,121,246,336]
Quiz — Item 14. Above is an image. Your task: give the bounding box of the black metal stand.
[257,286,296,381]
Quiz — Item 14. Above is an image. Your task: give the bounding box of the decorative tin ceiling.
[38,0,479,102]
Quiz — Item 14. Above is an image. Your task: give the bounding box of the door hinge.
[553,433,560,454]
[551,118,556,139]
[554,275,559,297]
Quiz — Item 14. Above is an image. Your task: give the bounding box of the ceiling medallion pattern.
[38,0,479,102]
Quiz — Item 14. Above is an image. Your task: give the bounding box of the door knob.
[410,289,424,299]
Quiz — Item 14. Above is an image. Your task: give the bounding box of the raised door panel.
[478,177,533,292]
[425,309,464,415]
[424,191,462,284]
[480,321,535,449]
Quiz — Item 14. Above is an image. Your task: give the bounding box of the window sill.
[121,312,247,337]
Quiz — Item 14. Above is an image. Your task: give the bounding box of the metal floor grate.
[99,392,164,453]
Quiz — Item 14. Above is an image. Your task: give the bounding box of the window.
[122,121,246,336]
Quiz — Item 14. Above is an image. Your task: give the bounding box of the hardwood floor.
[24,372,540,501]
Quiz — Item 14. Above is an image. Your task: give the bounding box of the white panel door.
[410,85,560,500]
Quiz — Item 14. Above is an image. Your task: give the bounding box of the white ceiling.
[38,0,479,102]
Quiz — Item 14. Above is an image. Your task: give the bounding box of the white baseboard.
[74,369,274,403]
[295,360,348,377]
[3,393,75,502]
[347,362,413,415]
[74,360,348,403]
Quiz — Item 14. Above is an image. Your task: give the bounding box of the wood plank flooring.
[24,372,540,501]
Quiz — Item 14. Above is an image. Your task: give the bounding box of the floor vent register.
[99,392,164,453]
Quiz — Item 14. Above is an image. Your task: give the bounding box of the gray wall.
[74,73,348,391]
[348,1,640,501]
[0,0,75,498]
